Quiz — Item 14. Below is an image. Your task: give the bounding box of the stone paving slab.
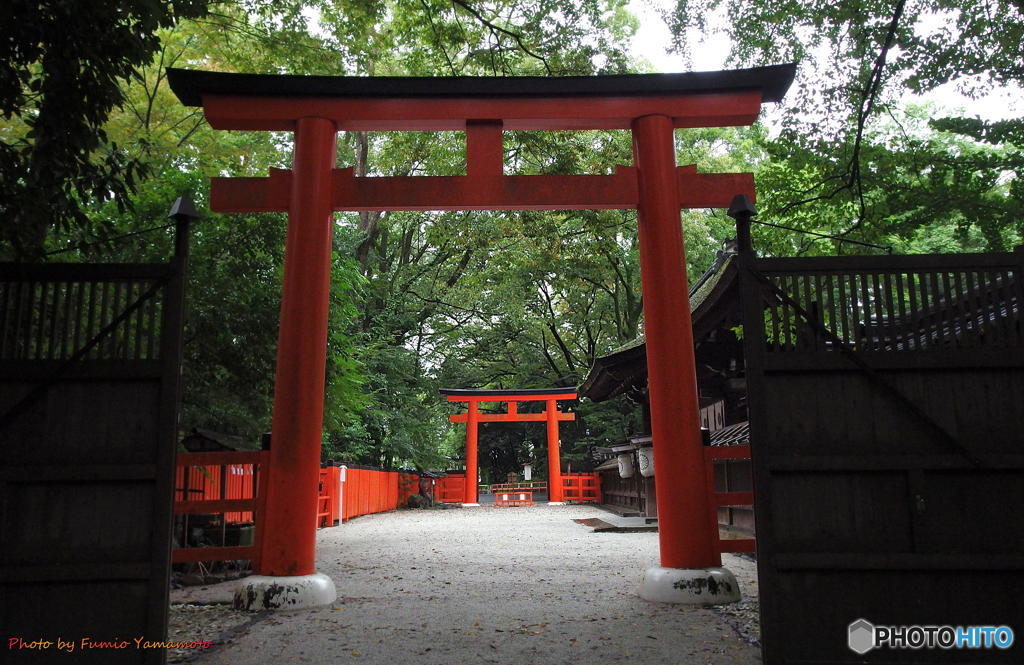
[182,504,761,665]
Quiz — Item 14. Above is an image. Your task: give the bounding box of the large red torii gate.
[441,388,576,505]
[168,64,794,609]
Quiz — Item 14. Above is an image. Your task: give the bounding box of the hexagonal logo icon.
[848,618,876,655]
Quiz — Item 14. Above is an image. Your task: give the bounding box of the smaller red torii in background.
[441,388,576,505]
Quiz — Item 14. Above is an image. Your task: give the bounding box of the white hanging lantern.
[617,453,635,478]
[637,446,655,478]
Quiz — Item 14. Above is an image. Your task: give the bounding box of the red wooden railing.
[704,445,756,554]
[562,473,601,503]
[174,455,425,562]
[494,490,533,507]
[173,451,268,564]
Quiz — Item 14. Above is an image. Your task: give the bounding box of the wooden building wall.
[597,470,647,514]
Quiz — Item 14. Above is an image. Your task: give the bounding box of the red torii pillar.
[167,63,794,608]
[262,117,336,578]
[442,388,576,505]
[236,117,339,610]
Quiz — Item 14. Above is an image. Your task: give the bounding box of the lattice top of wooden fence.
[754,252,1022,354]
[0,264,171,362]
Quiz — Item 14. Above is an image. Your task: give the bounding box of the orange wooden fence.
[490,481,548,492]
[439,474,600,503]
[562,473,601,503]
[494,490,534,507]
[174,453,262,523]
[338,468,421,522]
[174,456,425,562]
[435,473,466,503]
[173,451,268,563]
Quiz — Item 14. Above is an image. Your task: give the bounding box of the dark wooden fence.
[736,216,1023,664]
[0,224,189,664]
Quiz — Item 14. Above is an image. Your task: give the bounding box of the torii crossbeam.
[168,63,795,609]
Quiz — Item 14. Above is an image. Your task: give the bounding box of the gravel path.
[176,504,761,665]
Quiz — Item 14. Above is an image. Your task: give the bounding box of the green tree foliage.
[14,0,659,473]
[30,5,368,450]
[309,0,654,471]
[0,0,209,258]
[9,0,797,478]
[667,0,1024,252]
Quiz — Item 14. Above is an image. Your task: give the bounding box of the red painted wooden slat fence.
[436,474,466,503]
[366,470,375,514]
[174,458,422,561]
[335,467,423,520]
[172,451,268,564]
[362,469,371,514]
[341,469,353,522]
[562,473,602,503]
[397,472,419,507]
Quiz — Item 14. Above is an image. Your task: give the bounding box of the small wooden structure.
[591,437,659,516]
[581,240,751,529]
[180,427,257,453]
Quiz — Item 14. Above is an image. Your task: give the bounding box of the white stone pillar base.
[461,502,480,507]
[546,501,565,506]
[234,573,336,612]
[639,566,741,605]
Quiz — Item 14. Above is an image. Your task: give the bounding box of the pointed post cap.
[167,196,200,221]
[726,194,756,219]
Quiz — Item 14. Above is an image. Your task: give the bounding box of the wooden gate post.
[236,116,339,610]
[632,114,740,604]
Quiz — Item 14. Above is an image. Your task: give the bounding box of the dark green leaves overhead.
[1,0,209,259]
[667,0,1024,253]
